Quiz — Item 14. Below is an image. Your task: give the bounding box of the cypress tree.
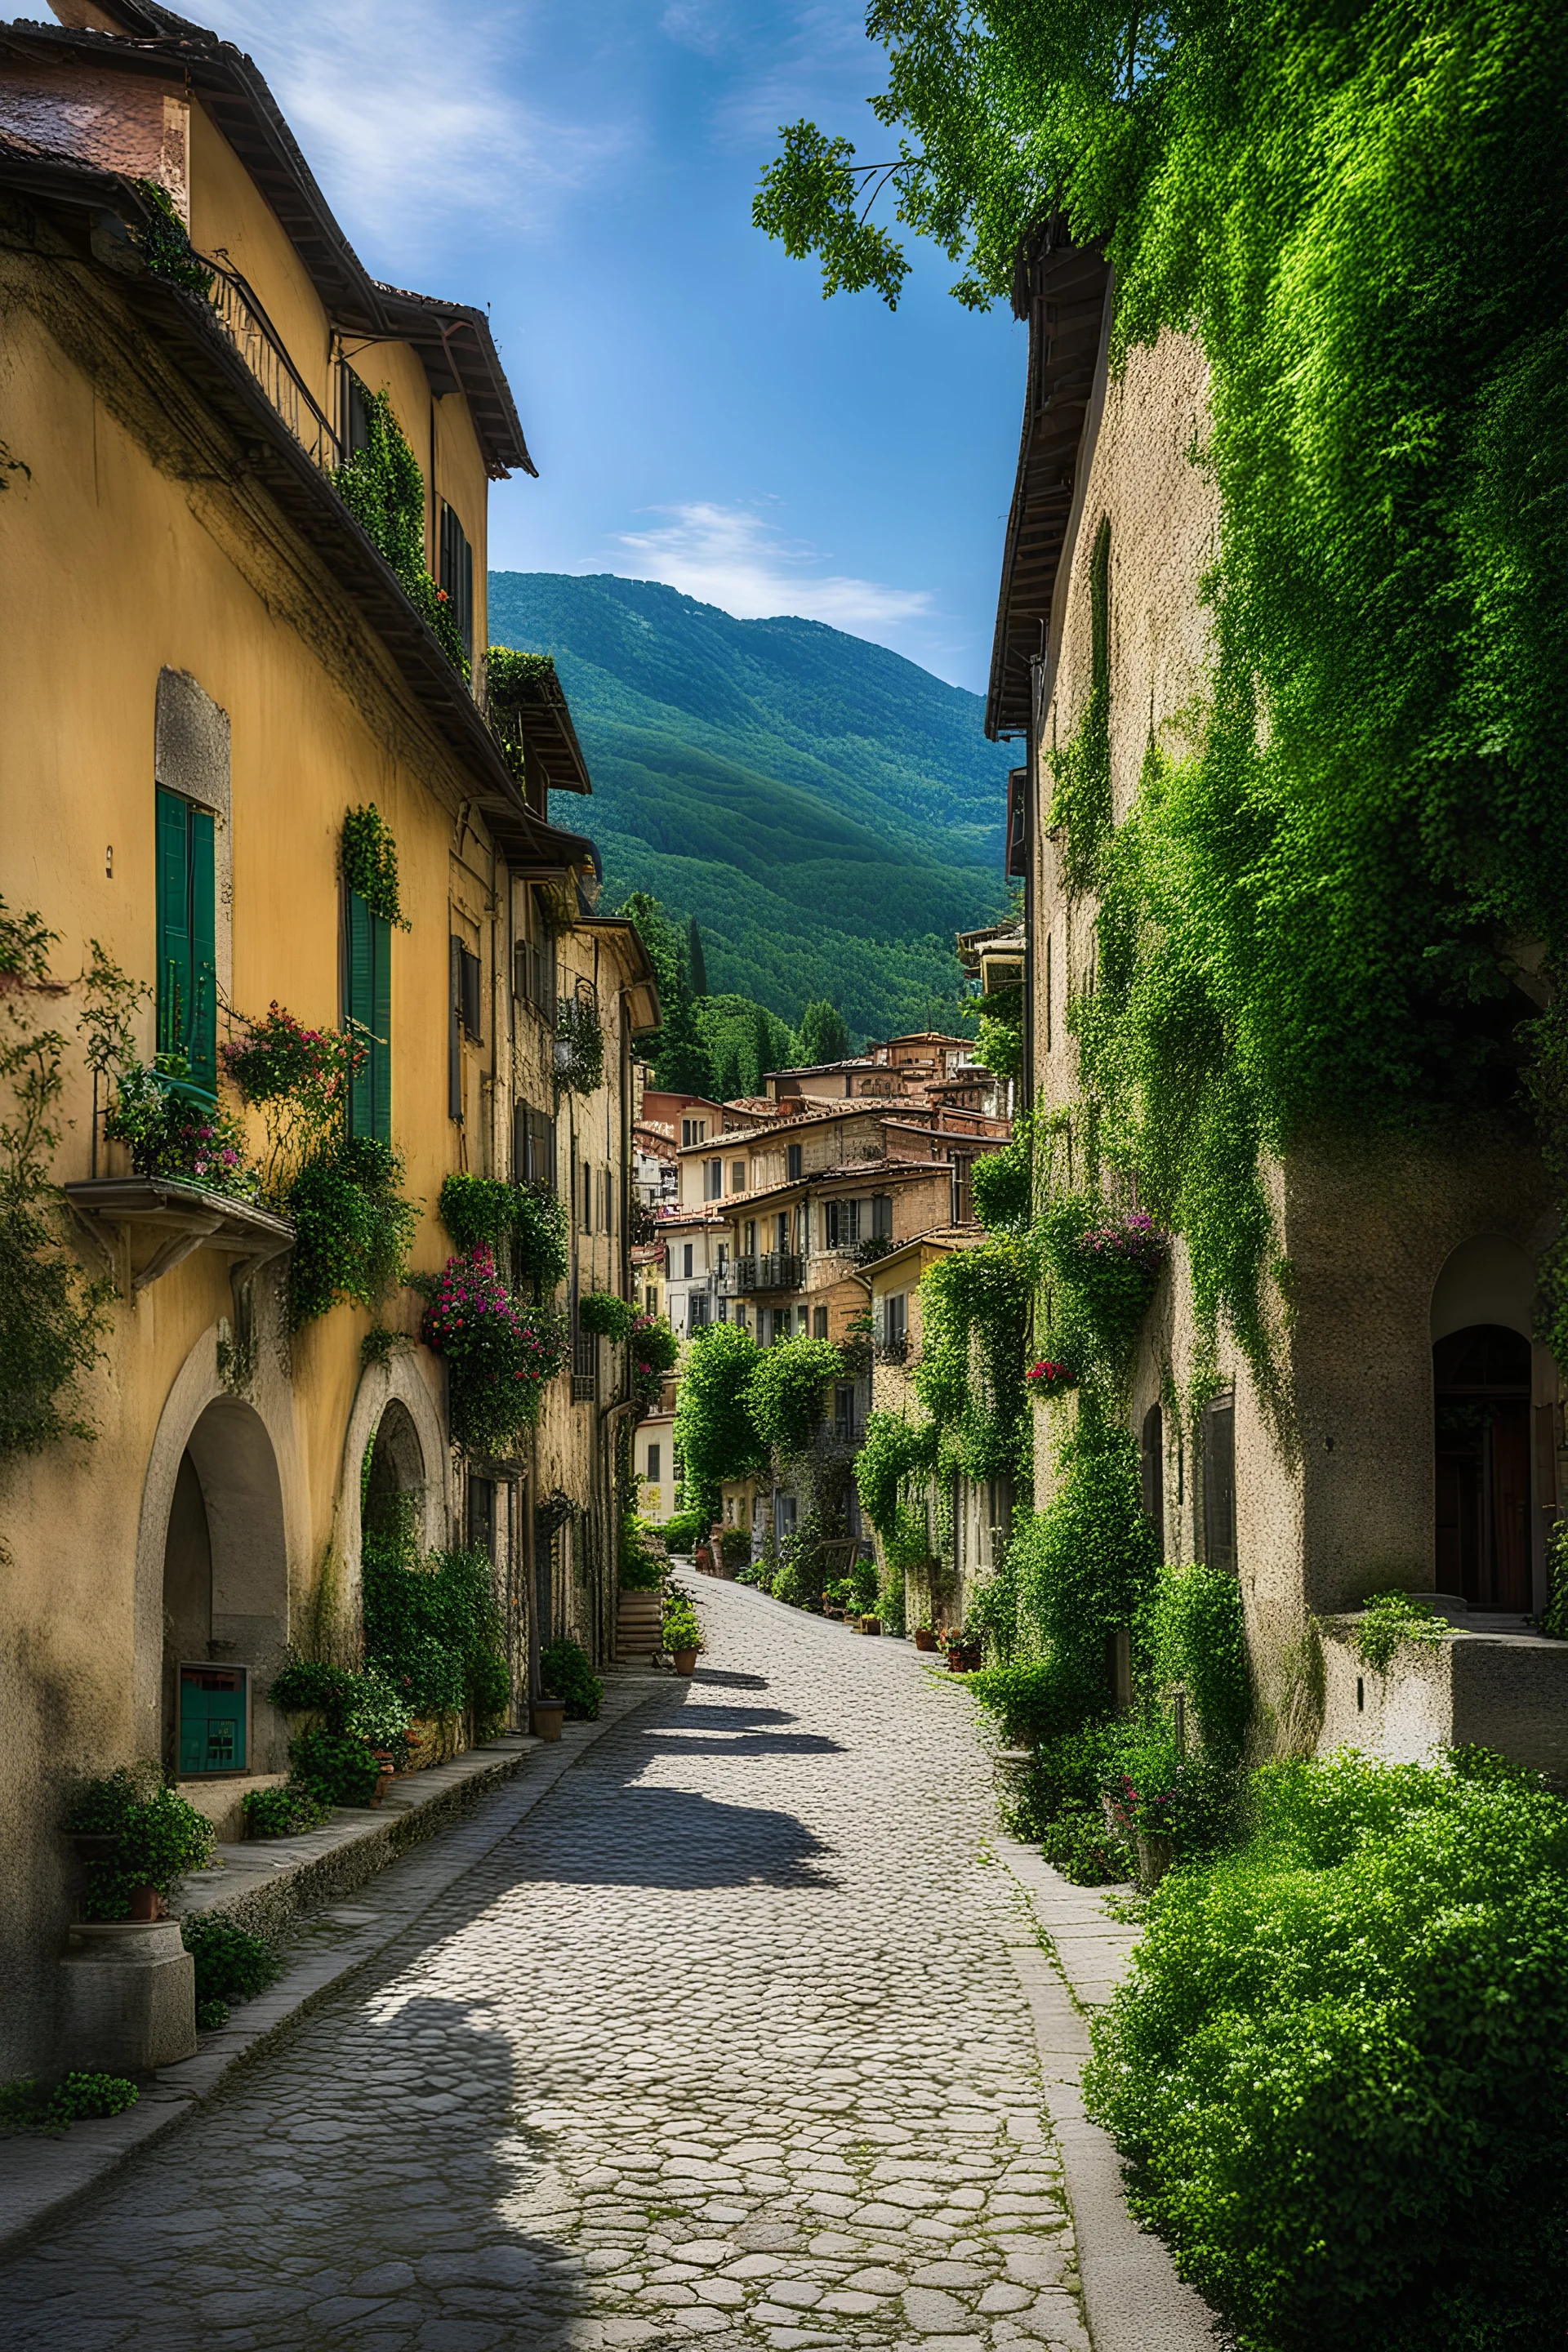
[686,916,709,1000]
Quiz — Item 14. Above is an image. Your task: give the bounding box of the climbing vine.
[487,648,562,787]
[760,0,1568,1385]
[555,992,604,1097]
[912,1236,1034,1490]
[341,805,408,929]
[332,388,468,678]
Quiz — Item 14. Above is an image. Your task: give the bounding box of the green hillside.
[486,572,1013,1040]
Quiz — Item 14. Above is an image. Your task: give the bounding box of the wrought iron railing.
[203,256,342,473]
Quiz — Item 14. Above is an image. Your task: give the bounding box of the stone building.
[988,227,1568,1772]
[0,1,653,2077]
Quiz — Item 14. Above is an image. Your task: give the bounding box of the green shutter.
[155,786,191,1063]
[189,805,216,1094]
[347,889,392,1143]
[154,789,216,1094]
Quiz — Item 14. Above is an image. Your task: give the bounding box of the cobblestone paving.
[5,1581,1086,2352]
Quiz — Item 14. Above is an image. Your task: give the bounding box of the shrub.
[239,1783,329,1838]
[719,1526,752,1568]
[65,1768,216,1919]
[1013,1424,1160,1717]
[287,1136,417,1328]
[288,1727,381,1808]
[1147,1560,1252,1763]
[267,1658,358,1717]
[620,1514,667,1592]
[1085,1753,1568,2351]
[1040,1808,1130,1886]
[360,1506,509,1734]
[180,1913,280,2010]
[659,1507,706,1554]
[540,1636,602,1721]
[0,2072,139,2134]
[746,1334,843,1462]
[967,1659,1088,1751]
[672,1320,765,1517]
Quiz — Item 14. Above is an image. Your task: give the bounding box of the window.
[448,938,464,1122]
[1141,1403,1165,1558]
[731,1160,746,1192]
[647,1444,661,1485]
[457,946,482,1041]
[743,1219,756,1254]
[834,1385,855,1442]
[439,500,474,665]
[824,1197,861,1249]
[572,1305,598,1402]
[345,884,391,1141]
[786,1142,803,1181]
[581,1160,593,1232]
[813,1306,829,1339]
[1201,1392,1236,1572]
[772,1307,792,1343]
[467,1476,496,1560]
[681,1117,706,1147]
[951,1156,974,1224]
[513,1103,556,1192]
[514,936,553,1017]
[155,786,217,1095]
[887,1292,907,1344]
[704,1158,724,1201]
[605,1171,614,1235]
[341,366,372,459]
[689,1292,711,1330]
[871,1193,893,1239]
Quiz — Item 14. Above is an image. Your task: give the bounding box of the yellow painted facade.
[0,10,655,2076]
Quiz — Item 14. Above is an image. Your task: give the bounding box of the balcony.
[757,1252,802,1292]
[205,258,342,473]
[874,1332,910,1365]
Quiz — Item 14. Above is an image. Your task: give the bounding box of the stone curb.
[996,1837,1220,2352]
[0,1677,668,2263]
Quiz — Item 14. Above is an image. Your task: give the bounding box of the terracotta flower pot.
[947,1647,973,1674]
[861,1617,882,1637]
[913,1628,938,1652]
[530,1697,566,1742]
[128,1884,167,1921]
[672,1647,699,1677]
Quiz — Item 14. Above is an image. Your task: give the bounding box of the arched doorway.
[363,1397,425,1545]
[1433,1324,1532,1610]
[160,1396,290,1777]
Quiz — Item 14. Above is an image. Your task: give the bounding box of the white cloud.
[193,0,622,259]
[600,501,933,631]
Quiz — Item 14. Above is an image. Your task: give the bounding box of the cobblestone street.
[4,1582,1087,2352]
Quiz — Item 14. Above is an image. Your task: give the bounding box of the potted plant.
[912,1621,938,1652]
[530,1692,566,1741]
[662,1597,705,1675]
[860,1615,882,1637]
[64,1766,216,1920]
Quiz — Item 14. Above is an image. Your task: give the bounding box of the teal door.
[178,1666,247,1775]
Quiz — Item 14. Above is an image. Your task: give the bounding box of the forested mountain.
[487,572,1013,1041]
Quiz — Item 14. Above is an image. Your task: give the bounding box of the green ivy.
[579,1290,635,1342]
[438,1172,568,1294]
[1148,1560,1252,1767]
[361,1499,510,1734]
[487,648,562,786]
[555,993,604,1097]
[854,1408,938,1540]
[673,1321,766,1520]
[1049,518,1111,896]
[746,1333,844,1463]
[287,1137,418,1329]
[332,388,468,679]
[131,180,213,298]
[1350,1589,1448,1674]
[341,805,408,929]
[913,1236,1034,1487]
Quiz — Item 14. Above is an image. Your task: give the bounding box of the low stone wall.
[1320,1622,1568,1780]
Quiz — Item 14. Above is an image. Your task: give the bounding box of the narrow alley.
[2,1584,1086,2352]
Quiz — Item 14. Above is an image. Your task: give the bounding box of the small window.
[1201,1392,1236,1572]
[704,1158,724,1200]
[582,1160,593,1232]
[341,366,373,460]
[731,1160,746,1193]
[683,1243,694,1280]
[813,1306,828,1339]
[1141,1402,1165,1558]
[871,1193,893,1239]
[439,499,474,665]
[605,1171,614,1234]
[647,1443,661,1485]
[786,1142,803,1181]
[467,1476,496,1561]
[458,945,482,1041]
[887,1292,907,1343]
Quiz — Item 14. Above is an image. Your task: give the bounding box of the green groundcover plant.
[1083,1751,1568,2352]
[0,2072,140,2135]
[180,1913,280,2031]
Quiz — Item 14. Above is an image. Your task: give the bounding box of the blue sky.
[198,0,1025,691]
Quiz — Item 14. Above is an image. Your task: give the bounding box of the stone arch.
[1430,1232,1535,1344]
[136,1326,302,1775]
[338,1352,450,1619]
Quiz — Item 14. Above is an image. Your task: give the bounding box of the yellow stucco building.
[0,2,655,2076]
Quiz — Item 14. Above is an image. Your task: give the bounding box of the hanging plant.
[439,1171,568,1294]
[486,648,562,786]
[222,1002,362,1200]
[130,180,213,300]
[341,805,408,929]
[417,1246,567,1454]
[555,992,604,1096]
[579,1290,635,1342]
[332,391,468,680]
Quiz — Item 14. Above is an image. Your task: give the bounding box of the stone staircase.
[614,1588,664,1668]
